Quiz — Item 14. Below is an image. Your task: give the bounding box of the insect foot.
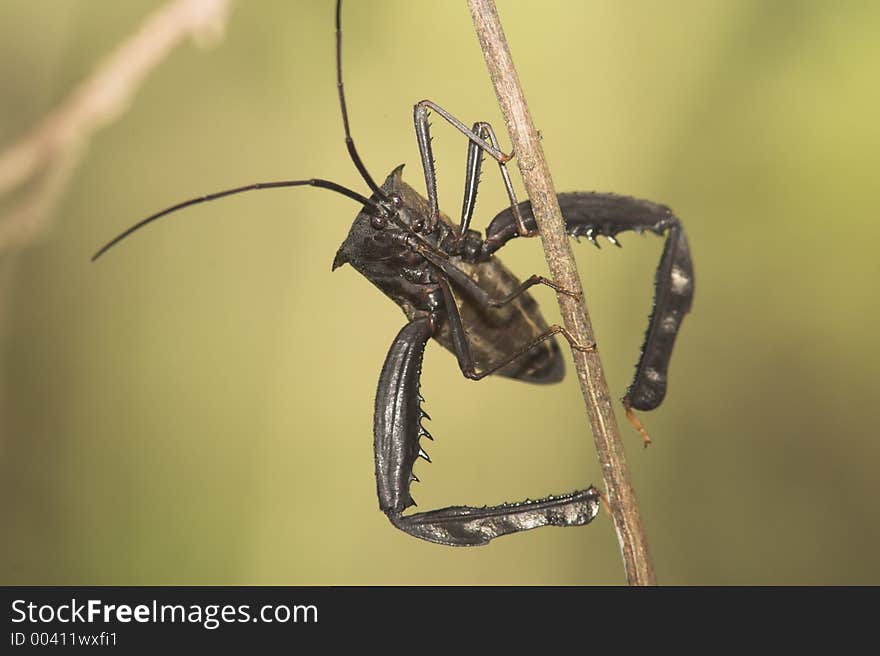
[623,400,653,448]
[552,326,595,353]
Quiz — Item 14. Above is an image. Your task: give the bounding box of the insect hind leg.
[374,315,599,546]
[485,193,695,414]
[390,489,601,547]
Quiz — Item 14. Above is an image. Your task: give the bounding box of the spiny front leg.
[374,316,600,546]
[484,192,694,413]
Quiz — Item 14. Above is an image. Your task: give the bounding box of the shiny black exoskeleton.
[93,0,693,547]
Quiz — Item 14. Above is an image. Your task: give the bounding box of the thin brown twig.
[467,0,656,585]
[0,0,232,253]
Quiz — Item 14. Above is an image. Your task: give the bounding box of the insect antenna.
[335,0,386,201]
[93,1,390,262]
[91,178,379,261]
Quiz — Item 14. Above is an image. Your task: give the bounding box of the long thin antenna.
[91,178,379,261]
[336,0,385,199]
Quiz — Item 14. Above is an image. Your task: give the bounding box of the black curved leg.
[374,316,600,546]
[484,193,694,413]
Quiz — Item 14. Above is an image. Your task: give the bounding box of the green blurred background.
[1,0,878,585]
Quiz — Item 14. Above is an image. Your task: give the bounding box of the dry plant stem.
[468,0,656,586]
[0,0,231,252]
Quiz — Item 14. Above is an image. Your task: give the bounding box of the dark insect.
[92,0,693,547]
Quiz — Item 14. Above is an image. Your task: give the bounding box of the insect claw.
[418,447,431,463]
[550,325,596,353]
[555,285,581,301]
[607,234,622,248]
[623,400,653,447]
[555,326,596,353]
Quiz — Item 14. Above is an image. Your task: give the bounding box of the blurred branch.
[0,0,232,252]
[467,0,656,585]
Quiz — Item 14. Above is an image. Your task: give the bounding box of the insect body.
[93,1,693,547]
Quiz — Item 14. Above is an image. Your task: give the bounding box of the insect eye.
[371,214,388,230]
[390,194,402,209]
